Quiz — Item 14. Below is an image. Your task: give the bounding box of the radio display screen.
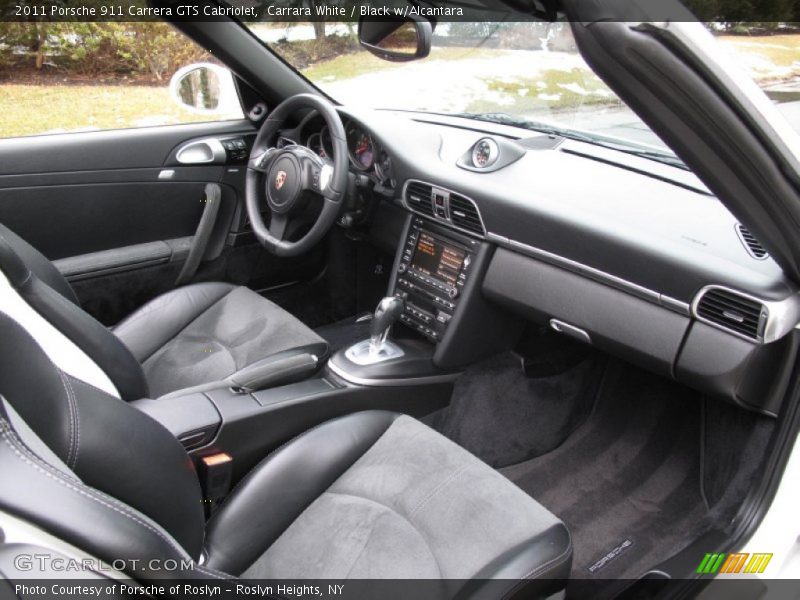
[411,231,466,286]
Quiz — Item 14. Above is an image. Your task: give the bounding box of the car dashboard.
[287,106,800,415]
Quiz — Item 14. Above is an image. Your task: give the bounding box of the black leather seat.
[0,306,572,595]
[0,227,573,596]
[0,223,327,399]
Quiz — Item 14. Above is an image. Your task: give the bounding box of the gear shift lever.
[369,295,405,355]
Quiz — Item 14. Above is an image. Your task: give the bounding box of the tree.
[307,0,326,39]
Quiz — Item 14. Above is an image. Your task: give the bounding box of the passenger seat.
[0,290,571,597]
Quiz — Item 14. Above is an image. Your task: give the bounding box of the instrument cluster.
[305,120,395,188]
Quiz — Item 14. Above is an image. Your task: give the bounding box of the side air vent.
[736,224,768,260]
[449,193,486,236]
[695,287,766,341]
[405,181,434,217]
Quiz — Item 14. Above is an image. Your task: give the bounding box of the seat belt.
[174,183,222,287]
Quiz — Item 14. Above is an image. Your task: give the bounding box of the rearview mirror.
[169,63,238,113]
[358,16,433,62]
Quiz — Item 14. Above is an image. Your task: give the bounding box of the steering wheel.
[245,94,348,257]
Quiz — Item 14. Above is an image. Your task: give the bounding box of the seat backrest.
[0,224,149,400]
[0,225,206,575]
[0,309,207,575]
[0,222,78,305]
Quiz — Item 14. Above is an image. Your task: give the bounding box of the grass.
[0,84,240,139]
[717,34,800,84]
[1,33,798,139]
[303,46,506,82]
[719,34,800,67]
[469,68,619,113]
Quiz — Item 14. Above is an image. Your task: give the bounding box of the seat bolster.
[454,523,572,600]
[113,282,236,363]
[204,410,402,575]
[21,276,149,401]
[0,222,78,306]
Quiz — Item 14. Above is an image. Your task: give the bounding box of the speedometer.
[346,124,375,171]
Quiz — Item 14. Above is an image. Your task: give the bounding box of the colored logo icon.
[697,552,773,575]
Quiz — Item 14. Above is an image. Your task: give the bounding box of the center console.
[136,195,523,496]
[328,207,521,385]
[395,217,479,342]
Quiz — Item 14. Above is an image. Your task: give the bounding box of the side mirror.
[358,15,433,62]
[169,63,238,113]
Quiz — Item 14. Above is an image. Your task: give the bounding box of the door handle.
[175,183,222,286]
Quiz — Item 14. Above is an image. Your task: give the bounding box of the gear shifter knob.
[370,295,405,354]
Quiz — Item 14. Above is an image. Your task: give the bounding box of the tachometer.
[306,132,327,159]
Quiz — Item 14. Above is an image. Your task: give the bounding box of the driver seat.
[0,222,328,400]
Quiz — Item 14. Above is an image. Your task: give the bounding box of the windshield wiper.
[452,112,688,170]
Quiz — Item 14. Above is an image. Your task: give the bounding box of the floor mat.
[429,353,604,468]
[500,362,709,592]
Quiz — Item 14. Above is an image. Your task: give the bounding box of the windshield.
[244,20,800,163]
[246,21,673,154]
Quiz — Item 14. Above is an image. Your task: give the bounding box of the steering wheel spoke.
[268,213,289,241]
[248,147,280,173]
[299,154,334,196]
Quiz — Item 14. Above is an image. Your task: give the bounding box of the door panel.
[0,120,253,175]
[0,181,208,260]
[0,119,327,325]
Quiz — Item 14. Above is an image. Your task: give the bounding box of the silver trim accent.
[326,360,461,387]
[402,179,487,239]
[735,223,769,261]
[319,163,333,192]
[691,284,800,344]
[158,169,175,180]
[277,136,298,148]
[176,138,226,164]
[550,319,592,344]
[0,510,134,580]
[487,232,692,316]
[345,339,405,365]
[471,137,500,168]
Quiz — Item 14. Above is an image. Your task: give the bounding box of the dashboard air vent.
[449,193,485,235]
[405,181,434,217]
[696,288,765,341]
[736,224,768,260]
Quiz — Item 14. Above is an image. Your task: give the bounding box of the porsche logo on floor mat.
[587,539,634,573]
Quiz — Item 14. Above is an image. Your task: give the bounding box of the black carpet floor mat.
[430,351,774,596]
[429,352,604,468]
[500,363,710,591]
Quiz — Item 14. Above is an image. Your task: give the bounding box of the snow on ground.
[320,49,587,113]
